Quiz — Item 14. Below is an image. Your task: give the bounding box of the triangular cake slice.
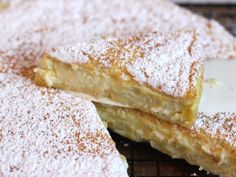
[35,31,204,127]
[0,72,128,177]
[95,58,236,177]
[96,105,236,177]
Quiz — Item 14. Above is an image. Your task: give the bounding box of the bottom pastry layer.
[95,103,236,177]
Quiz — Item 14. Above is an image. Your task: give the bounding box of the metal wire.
[111,131,219,177]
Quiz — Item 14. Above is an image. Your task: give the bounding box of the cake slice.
[35,31,204,127]
[95,59,236,177]
[96,105,235,177]
[0,72,128,177]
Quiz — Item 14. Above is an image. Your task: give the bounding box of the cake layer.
[35,31,204,128]
[96,103,236,177]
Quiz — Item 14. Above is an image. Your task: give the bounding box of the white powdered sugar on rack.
[50,31,203,97]
[0,73,127,177]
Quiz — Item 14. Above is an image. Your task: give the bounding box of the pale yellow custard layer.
[35,55,203,128]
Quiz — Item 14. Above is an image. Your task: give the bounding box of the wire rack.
[111,131,218,177]
[111,3,236,177]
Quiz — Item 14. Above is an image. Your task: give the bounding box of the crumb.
[102,121,108,128]
[119,140,129,147]
[199,166,203,171]
[120,73,128,81]
[123,143,129,147]
[205,78,218,88]
[191,173,197,176]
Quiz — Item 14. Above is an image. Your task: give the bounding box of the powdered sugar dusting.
[0,2,129,175]
[0,1,235,175]
[50,40,113,65]
[0,73,127,177]
[194,113,236,147]
[0,0,235,75]
[76,0,236,60]
[50,31,203,97]
[125,32,203,97]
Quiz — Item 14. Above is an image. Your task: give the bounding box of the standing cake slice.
[94,58,236,177]
[35,31,204,127]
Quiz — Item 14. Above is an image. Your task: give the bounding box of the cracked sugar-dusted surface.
[0,73,127,177]
[49,31,203,97]
[0,0,232,96]
[0,0,235,74]
[0,3,128,177]
[194,112,236,148]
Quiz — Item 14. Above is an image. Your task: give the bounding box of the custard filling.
[35,55,203,127]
